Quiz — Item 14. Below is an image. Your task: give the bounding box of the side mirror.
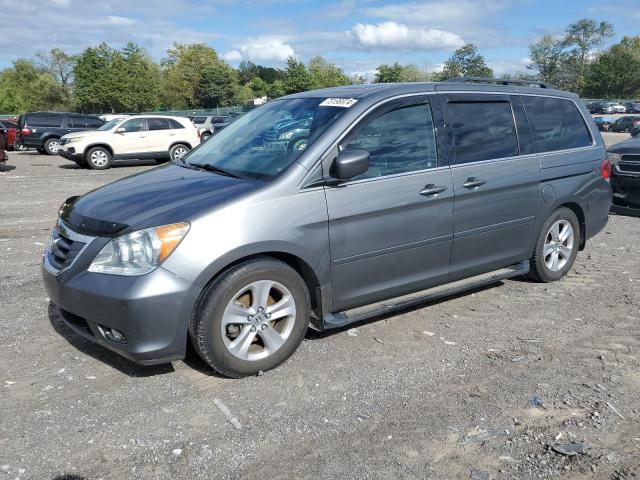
[331,149,370,181]
[115,127,125,134]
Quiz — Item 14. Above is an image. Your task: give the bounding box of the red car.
[0,119,18,150]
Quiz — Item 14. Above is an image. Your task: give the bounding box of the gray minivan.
[42,78,613,377]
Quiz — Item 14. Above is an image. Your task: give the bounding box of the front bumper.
[611,173,640,215]
[42,241,199,365]
[58,146,84,162]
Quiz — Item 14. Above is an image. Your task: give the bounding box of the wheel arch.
[170,141,192,150]
[191,251,324,331]
[84,143,114,157]
[558,201,586,250]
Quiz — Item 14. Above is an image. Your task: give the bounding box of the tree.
[268,79,286,98]
[0,59,66,113]
[528,34,565,86]
[196,61,239,107]
[36,48,76,101]
[284,57,313,94]
[162,43,219,108]
[307,56,351,89]
[435,44,493,80]
[248,77,269,97]
[563,19,614,91]
[584,36,640,98]
[374,63,403,83]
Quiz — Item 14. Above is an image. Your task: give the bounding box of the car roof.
[125,114,186,120]
[285,81,576,105]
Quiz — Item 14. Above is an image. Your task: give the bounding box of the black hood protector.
[61,164,255,237]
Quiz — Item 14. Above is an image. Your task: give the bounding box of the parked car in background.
[0,128,7,164]
[0,120,18,150]
[609,137,640,216]
[587,102,605,114]
[191,115,233,141]
[623,102,640,114]
[18,112,105,155]
[58,115,200,169]
[42,78,612,377]
[609,116,640,133]
[593,116,616,131]
[602,102,627,114]
[632,125,640,137]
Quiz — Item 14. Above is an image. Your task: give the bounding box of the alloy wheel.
[90,150,108,167]
[543,219,574,272]
[221,280,297,361]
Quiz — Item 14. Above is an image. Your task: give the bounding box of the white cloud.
[107,15,137,26]
[347,21,464,51]
[52,0,71,7]
[223,36,295,63]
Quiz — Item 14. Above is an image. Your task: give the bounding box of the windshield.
[181,98,353,181]
[97,118,124,131]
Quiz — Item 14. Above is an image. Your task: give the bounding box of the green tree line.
[0,18,638,115]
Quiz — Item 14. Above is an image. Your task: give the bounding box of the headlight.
[608,153,622,166]
[278,131,294,140]
[88,222,190,276]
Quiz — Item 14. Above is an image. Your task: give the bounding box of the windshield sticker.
[319,98,358,108]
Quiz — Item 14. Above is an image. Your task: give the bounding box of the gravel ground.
[1,133,639,480]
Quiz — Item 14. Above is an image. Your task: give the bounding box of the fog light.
[100,326,127,343]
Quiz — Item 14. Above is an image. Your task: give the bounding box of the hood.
[62,130,103,140]
[61,164,256,236]
[608,137,640,155]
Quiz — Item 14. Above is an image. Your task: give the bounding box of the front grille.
[618,157,640,175]
[264,129,279,141]
[59,309,94,337]
[59,138,68,146]
[47,227,86,271]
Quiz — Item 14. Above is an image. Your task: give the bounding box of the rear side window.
[191,116,207,123]
[447,101,518,164]
[522,96,592,153]
[28,115,62,127]
[69,116,88,128]
[147,118,171,131]
[87,118,104,128]
[343,102,438,180]
[168,119,185,129]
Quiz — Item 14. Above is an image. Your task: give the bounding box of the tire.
[85,147,112,170]
[36,147,46,154]
[43,137,61,155]
[289,139,307,152]
[169,143,190,161]
[201,133,212,142]
[190,258,310,378]
[528,207,580,283]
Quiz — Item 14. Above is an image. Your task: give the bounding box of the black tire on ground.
[201,133,212,142]
[36,147,47,154]
[190,258,310,378]
[43,138,61,155]
[85,146,112,170]
[528,207,580,283]
[169,143,190,161]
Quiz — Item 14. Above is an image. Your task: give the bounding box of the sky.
[0,0,639,78]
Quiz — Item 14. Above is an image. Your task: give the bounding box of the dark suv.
[18,112,104,155]
[42,78,612,378]
[609,116,640,133]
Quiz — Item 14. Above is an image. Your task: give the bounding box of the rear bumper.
[42,262,198,365]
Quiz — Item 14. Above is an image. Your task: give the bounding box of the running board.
[323,260,529,329]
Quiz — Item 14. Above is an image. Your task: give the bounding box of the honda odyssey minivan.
[42,78,613,377]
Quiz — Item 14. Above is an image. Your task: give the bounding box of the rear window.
[27,114,63,128]
[69,116,88,128]
[148,118,171,131]
[87,118,105,128]
[522,96,592,153]
[447,101,519,164]
[168,119,185,129]
[191,117,207,123]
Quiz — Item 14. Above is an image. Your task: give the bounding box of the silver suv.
[42,78,612,377]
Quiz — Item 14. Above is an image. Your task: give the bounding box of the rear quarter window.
[522,96,592,153]
[168,119,185,129]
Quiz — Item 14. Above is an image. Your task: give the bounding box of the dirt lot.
[1,133,639,480]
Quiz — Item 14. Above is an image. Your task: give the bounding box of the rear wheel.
[528,207,580,283]
[190,258,310,378]
[169,143,190,161]
[86,147,112,170]
[43,137,61,155]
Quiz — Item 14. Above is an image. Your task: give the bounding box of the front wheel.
[201,133,212,142]
[528,207,580,283]
[170,143,190,161]
[85,147,112,170]
[190,258,310,378]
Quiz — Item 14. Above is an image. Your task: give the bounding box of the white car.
[58,115,200,169]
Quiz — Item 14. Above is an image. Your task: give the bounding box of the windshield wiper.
[192,163,241,178]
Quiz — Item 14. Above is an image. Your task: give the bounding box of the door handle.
[419,184,448,196]
[462,177,487,189]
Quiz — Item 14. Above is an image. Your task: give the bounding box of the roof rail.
[442,76,550,89]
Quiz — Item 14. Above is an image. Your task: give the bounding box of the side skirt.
[322,260,530,330]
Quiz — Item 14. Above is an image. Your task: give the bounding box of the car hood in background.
[61,164,256,236]
[62,130,105,141]
[608,137,640,155]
